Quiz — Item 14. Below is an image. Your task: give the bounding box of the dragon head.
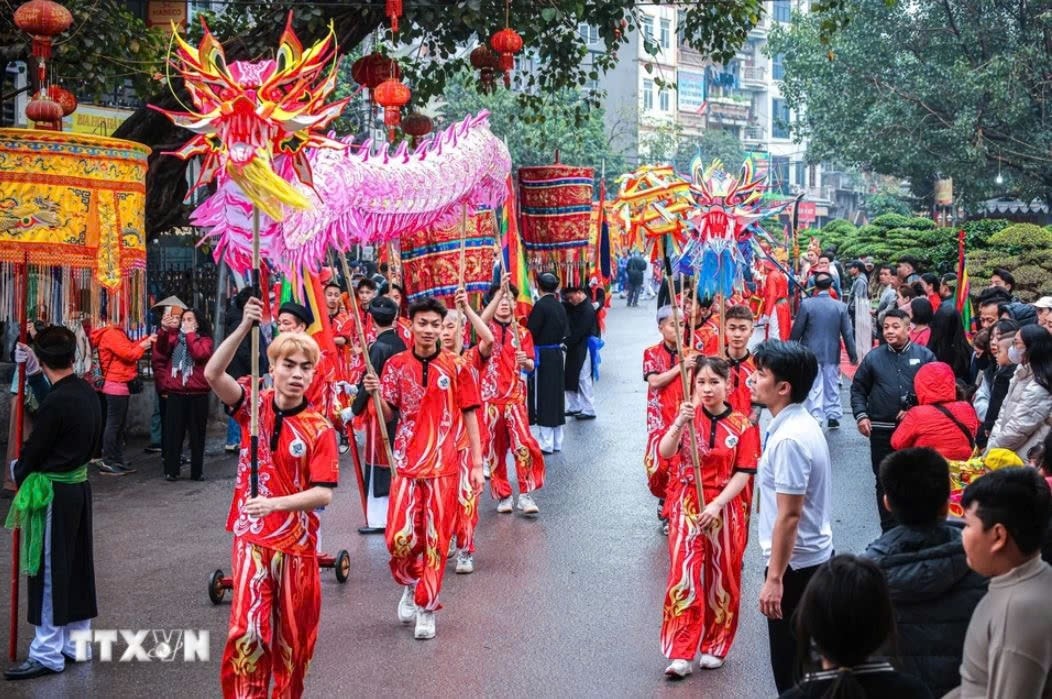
[153,14,349,220]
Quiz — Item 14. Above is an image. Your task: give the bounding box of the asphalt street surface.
[0,297,881,698]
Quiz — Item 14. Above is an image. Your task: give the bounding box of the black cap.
[277,301,311,326]
[368,296,399,326]
[538,273,559,293]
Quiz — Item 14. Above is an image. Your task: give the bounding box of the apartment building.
[591,0,839,226]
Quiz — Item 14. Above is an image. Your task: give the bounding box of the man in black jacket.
[863,447,987,697]
[351,296,405,533]
[850,309,935,531]
[625,253,647,307]
[562,285,598,420]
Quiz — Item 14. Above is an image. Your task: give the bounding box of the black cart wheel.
[334,550,351,583]
[209,569,227,605]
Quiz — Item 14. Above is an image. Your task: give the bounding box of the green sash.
[4,465,88,576]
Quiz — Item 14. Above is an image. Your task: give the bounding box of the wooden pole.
[339,253,396,476]
[8,251,27,661]
[664,272,706,512]
[249,209,261,498]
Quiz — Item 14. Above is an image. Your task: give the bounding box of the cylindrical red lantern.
[470,45,501,94]
[47,84,77,115]
[490,27,523,87]
[386,0,402,34]
[402,112,433,148]
[26,95,63,124]
[351,52,402,98]
[14,0,73,58]
[373,77,410,144]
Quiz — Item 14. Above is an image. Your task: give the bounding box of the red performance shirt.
[643,341,684,437]
[480,319,534,406]
[691,315,721,356]
[380,348,481,479]
[395,317,413,348]
[726,351,758,416]
[226,381,340,557]
[674,407,759,499]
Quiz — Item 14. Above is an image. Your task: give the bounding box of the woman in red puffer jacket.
[891,361,979,461]
[155,308,214,482]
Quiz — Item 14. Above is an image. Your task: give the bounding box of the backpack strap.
[932,403,976,449]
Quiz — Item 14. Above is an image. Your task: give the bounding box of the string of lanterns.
[361,0,524,144]
[14,0,77,130]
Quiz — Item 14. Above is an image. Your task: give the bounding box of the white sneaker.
[517,493,539,514]
[414,610,436,640]
[496,496,514,513]
[447,536,457,559]
[664,659,692,678]
[455,550,474,574]
[397,585,417,624]
[483,464,491,479]
[699,654,724,669]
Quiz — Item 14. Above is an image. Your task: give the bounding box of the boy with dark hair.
[750,340,833,693]
[863,447,987,697]
[949,468,1052,698]
[363,296,485,640]
[4,328,100,680]
[478,276,545,516]
[723,304,761,423]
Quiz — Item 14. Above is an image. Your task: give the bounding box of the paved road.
[0,298,882,698]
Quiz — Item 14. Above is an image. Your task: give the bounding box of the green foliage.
[870,213,911,229]
[640,121,745,176]
[0,0,167,101]
[439,72,625,188]
[770,0,1052,208]
[864,189,913,217]
[988,224,1052,250]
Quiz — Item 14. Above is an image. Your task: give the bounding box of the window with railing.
[772,98,790,139]
[643,79,654,110]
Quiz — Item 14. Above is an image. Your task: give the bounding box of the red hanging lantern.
[373,77,411,144]
[14,0,73,58]
[47,84,77,116]
[470,44,501,94]
[402,112,433,148]
[386,0,403,34]
[350,52,402,99]
[26,95,63,124]
[490,27,523,88]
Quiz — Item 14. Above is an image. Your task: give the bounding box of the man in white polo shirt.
[750,340,834,693]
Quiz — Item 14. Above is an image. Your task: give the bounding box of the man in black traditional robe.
[563,285,599,420]
[527,273,569,454]
[5,327,99,680]
[351,296,406,533]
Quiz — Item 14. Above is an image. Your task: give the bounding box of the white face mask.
[1008,346,1024,365]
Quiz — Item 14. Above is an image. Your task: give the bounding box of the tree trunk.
[113,8,382,235]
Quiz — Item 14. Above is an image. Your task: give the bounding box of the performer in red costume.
[690,296,721,356]
[363,297,485,641]
[275,302,339,422]
[643,305,692,533]
[723,305,762,425]
[656,356,759,679]
[205,297,339,698]
[439,288,493,575]
[479,276,546,516]
[761,256,792,342]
